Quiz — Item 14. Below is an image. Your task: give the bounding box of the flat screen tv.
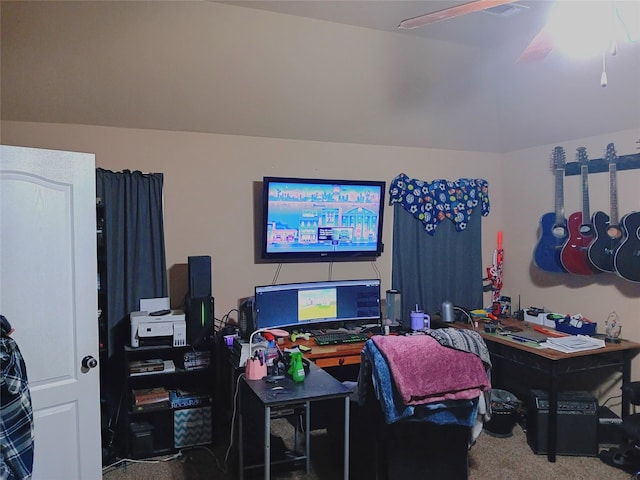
[254,279,381,331]
[260,176,386,262]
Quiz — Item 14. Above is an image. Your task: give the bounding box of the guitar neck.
[581,164,590,220]
[609,162,618,225]
[555,166,565,224]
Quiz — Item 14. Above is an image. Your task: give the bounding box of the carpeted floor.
[102,419,633,479]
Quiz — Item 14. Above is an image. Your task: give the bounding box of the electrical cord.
[222,372,245,473]
[600,394,622,408]
[101,452,183,475]
[453,306,472,324]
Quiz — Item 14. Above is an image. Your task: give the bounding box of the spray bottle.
[288,351,306,382]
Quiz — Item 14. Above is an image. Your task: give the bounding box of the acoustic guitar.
[615,211,640,282]
[560,147,598,275]
[614,139,640,282]
[534,146,568,273]
[588,143,623,273]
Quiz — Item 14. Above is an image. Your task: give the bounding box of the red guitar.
[560,147,598,275]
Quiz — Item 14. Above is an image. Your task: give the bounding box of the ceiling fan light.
[546,1,614,58]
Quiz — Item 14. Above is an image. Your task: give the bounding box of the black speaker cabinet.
[186,296,214,348]
[526,389,598,456]
[238,297,255,340]
[188,255,212,298]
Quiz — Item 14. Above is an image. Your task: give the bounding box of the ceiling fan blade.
[398,0,519,29]
[516,27,554,63]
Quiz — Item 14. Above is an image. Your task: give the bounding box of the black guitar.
[613,138,640,282]
[588,143,623,272]
[533,146,568,273]
[615,211,640,282]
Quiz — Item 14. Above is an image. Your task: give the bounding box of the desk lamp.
[245,328,289,380]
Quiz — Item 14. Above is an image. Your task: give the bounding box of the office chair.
[599,382,640,473]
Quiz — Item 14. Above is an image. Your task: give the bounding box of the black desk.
[478,324,640,462]
[238,361,352,479]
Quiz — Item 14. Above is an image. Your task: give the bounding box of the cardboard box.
[524,312,555,328]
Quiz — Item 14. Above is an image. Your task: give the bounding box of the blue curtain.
[389,174,488,325]
[96,169,168,358]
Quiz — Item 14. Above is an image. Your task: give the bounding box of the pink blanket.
[372,335,490,405]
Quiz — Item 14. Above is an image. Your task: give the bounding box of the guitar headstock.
[604,142,618,165]
[551,146,566,171]
[576,147,589,166]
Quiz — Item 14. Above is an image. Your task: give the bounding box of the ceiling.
[2,1,639,153]
[219,1,552,48]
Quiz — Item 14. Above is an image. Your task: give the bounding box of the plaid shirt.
[1,315,34,480]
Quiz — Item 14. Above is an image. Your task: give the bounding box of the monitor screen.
[260,177,386,262]
[254,279,381,330]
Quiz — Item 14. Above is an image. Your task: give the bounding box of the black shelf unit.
[121,344,215,459]
[97,198,117,465]
[96,200,108,359]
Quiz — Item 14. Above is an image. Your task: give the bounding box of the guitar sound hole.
[552,225,567,238]
[579,225,593,235]
[607,227,622,239]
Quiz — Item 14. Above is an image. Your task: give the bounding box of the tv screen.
[260,177,386,262]
[254,279,381,331]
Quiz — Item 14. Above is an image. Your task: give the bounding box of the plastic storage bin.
[554,319,597,336]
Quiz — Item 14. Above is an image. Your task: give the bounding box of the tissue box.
[555,319,597,336]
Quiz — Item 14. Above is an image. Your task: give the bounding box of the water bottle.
[442,300,454,322]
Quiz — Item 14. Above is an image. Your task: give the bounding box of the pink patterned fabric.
[372,335,490,406]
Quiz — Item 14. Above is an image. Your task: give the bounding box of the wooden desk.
[464,319,640,462]
[284,323,640,463]
[279,337,366,369]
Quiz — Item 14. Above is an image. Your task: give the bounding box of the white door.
[0,146,102,479]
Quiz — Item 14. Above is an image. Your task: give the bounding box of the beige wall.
[2,121,639,394]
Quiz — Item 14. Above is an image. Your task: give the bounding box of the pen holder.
[245,358,267,380]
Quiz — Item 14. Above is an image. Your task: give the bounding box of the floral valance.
[389,173,490,234]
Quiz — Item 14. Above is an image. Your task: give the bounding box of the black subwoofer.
[526,389,598,456]
[188,255,212,298]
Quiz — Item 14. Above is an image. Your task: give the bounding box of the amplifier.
[526,389,598,456]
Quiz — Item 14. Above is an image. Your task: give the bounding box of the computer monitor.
[254,279,381,331]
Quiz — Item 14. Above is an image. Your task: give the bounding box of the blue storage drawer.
[174,406,212,448]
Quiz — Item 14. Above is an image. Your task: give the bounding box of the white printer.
[130,297,187,348]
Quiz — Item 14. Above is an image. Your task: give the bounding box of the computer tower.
[185,296,214,348]
[526,389,598,456]
[188,256,212,298]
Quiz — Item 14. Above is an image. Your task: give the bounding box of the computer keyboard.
[314,332,370,346]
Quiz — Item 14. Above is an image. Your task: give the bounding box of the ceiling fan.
[398,0,556,63]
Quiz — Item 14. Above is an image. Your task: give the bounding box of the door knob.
[82,355,98,369]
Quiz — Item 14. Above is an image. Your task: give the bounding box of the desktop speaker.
[188,256,212,298]
[238,297,255,340]
[186,296,214,348]
[526,389,598,456]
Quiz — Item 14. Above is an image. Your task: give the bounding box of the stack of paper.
[542,335,605,353]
